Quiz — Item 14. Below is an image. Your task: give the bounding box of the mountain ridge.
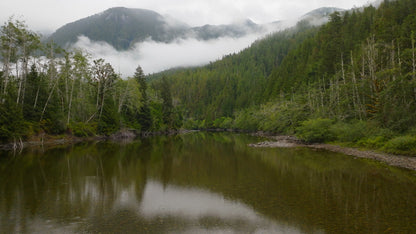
[48,7,343,51]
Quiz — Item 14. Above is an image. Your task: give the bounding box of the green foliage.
[97,98,120,135]
[258,101,309,134]
[23,64,45,121]
[233,109,261,131]
[182,118,199,130]
[330,121,367,143]
[148,0,416,156]
[68,122,97,137]
[40,119,66,135]
[383,136,416,156]
[150,76,182,130]
[3,0,416,150]
[0,16,183,143]
[212,117,233,129]
[296,118,335,143]
[358,136,388,149]
[149,102,167,131]
[0,99,28,142]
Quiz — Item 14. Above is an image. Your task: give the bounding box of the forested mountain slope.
[1,0,416,156]
[49,7,267,50]
[48,7,341,51]
[48,7,189,50]
[156,0,416,154]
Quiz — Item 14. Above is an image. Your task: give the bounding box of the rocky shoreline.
[249,135,416,171]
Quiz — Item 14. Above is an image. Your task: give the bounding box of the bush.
[357,136,387,149]
[40,119,66,134]
[183,118,199,130]
[0,100,30,142]
[212,117,234,129]
[233,110,260,131]
[296,118,335,143]
[257,102,308,134]
[330,121,367,142]
[69,122,97,137]
[220,117,233,129]
[383,136,416,156]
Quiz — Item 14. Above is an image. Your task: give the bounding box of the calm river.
[1,132,416,233]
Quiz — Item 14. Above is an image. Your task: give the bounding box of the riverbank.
[0,134,102,151]
[249,135,416,171]
[3,131,416,172]
[0,129,197,151]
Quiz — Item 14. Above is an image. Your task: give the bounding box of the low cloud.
[72,33,267,77]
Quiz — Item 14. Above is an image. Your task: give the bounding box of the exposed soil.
[249,135,416,171]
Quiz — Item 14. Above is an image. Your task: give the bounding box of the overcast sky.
[1,0,375,76]
[1,0,372,33]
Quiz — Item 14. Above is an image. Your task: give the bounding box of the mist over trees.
[155,0,416,155]
[0,17,175,143]
[1,0,416,155]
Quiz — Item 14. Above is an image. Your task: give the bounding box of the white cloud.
[72,33,264,77]
[1,0,374,76]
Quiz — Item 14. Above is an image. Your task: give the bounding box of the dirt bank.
[250,136,416,171]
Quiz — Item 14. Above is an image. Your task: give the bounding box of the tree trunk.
[412,31,415,79]
[40,78,58,121]
[350,51,362,120]
[411,32,416,101]
[67,78,75,125]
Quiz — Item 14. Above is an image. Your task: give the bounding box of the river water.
[0,132,415,233]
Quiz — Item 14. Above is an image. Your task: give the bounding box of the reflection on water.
[0,132,416,233]
[140,181,261,221]
[107,180,301,234]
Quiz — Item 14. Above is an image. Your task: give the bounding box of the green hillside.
[155,0,416,154]
[1,0,416,155]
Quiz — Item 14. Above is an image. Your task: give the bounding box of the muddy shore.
[249,135,416,171]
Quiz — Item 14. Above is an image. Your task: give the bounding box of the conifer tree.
[134,65,152,130]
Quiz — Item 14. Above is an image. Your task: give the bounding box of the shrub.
[383,136,416,156]
[330,121,367,142]
[296,118,335,143]
[233,110,260,131]
[40,119,66,134]
[212,117,233,129]
[183,118,199,130]
[357,136,387,149]
[69,122,97,137]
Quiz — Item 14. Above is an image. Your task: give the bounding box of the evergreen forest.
[0,19,178,142]
[1,0,416,155]
[154,0,416,155]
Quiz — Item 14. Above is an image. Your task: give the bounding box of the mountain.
[188,19,264,40]
[300,7,345,25]
[48,7,265,50]
[154,0,416,138]
[48,7,189,50]
[48,7,341,51]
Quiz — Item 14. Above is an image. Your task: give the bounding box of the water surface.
[0,132,415,233]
